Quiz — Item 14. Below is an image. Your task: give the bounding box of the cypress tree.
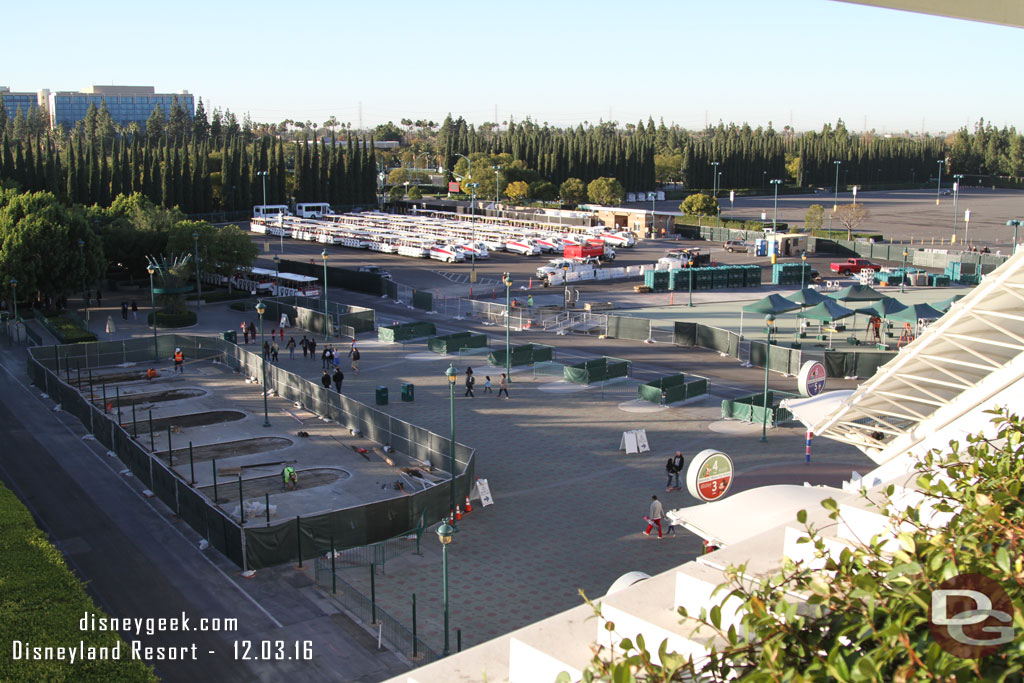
[66,140,78,203]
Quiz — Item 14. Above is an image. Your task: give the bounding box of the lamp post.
[453,153,472,190]
[445,364,458,525]
[710,161,720,197]
[770,179,783,230]
[935,159,945,205]
[503,273,512,384]
[192,230,201,321]
[760,314,774,443]
[258,170,277,252]
[952,174,963,239]
[1007,219,1021,256]
[800,252,807,291]
[833,160,841,212]
[494,165,502,205]
[436,520,453,658]
[256,300,270,428]
[147,265,158,361]
[321,250,329,342]
[273,254,280,296]
[900,249,909,294]
[717,172,723,217]
[78,238,87,319]
[468,182,480,283]
[9,278,16,320]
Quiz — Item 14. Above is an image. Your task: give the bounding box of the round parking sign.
[686,449,734,503]
[798,360,827,397]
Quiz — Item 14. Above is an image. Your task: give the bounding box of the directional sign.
[798,360,827,397]
[686,449,734,503]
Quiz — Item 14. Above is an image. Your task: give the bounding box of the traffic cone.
[455,505,462,521]
[465,496,472,514]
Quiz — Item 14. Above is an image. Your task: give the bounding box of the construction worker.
[282,465,298,491]
[173,348,184,374]
[145,368,159,380]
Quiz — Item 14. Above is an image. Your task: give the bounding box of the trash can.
[375,386,388,406]
[223,330,237,343]
[401,382,414,402]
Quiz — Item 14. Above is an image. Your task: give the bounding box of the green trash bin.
[223,330,237,343]
[401,382,414,402]
[375,386,388,406]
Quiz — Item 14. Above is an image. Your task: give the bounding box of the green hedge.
[0,483,157,682]
[146,310,197,328]
[44,315,97,343]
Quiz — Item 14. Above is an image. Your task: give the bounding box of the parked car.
[357,265,392,279]
[724,240,751,253]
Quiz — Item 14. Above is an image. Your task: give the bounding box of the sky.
[5,0,1022,134]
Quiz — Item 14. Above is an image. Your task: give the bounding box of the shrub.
[45,316,97,343]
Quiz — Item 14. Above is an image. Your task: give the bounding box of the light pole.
[833,160,841,212]
[710,161,720,198]
[453,154,472,191]
[147,265,158,361]
[445,364,458,525]
[192,230,201,321]
[436,520,453,658]
[256,300,270,428]
[503,273,512,384]
[800,252,807,291]
[258,170,277,252]
[273,254,280,296]
[9,278,16,321]
[321,250,329,342]
[494,165,502,205]
[952,174,963,239]
[717,172,723,218]
[760,314,774,443]
[935,159,945,205]
[1007,219,1021,256]
[770,179,783,230]
[78,238,87,319]
[468,182,480,283]
[900,249,908,294]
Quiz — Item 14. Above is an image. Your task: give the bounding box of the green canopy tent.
[854,296,909,344]
[799,299,857,349]
[886,302,945,344]
[786,288,830,308]
[932,294,966,313]
[739,294,801,339]
[829,284,886,302]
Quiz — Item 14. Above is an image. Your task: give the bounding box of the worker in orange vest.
[173,347,184,374]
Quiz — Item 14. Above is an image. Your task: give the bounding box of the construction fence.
[637,373,709,404]
[258,296,376,341]
[27,334,474,571]
[721,391,796,426]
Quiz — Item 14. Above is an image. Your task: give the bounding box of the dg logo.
[929,573,1014,658]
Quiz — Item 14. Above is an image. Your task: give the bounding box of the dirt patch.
[199,467,350,502]
[94,387,206,408]
[143,410,246,433]
[161,437,293,465]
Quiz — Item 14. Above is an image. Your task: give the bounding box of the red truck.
[829,258,881,276]
[564,240,615,261]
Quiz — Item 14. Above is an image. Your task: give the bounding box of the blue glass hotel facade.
[1,85,193,130]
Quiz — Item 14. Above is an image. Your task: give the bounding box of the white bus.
[295,202,332,218]
[242,267,321,297]
[253,205,292,219]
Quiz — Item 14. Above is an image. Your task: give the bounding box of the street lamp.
[445,364,458,526]
[770,179,783,230]
[273,254,280,296]
[468,182,480,284]
[494,165,502,205]
[436,520,453,658]
[192,230,201,321]
[503,273,512,384]
[936,159,945,206]
[900,249,909,294]
[321,250,329,342]
[78,238,87,319]
[800,252,808,291]
[952,174,963,239]
[1006,219,1021,256]
[710,161,720,197]
[833,160,841,212]
[760,314,775,443]
[147,265,158,361]
[257,170,278,252]
[256,300,270,427]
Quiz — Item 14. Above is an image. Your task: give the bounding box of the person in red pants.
[643,495,664,538]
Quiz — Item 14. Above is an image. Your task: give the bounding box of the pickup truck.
[829,258,881,276]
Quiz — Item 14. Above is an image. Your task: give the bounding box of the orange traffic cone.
[455,505,462,521]
[465,496,472,514]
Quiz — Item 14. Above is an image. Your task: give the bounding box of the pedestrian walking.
[308,338,317,360]
[121,301,129,321]
[279,327,284,342]
[643,495,664,538]
[497,373,509,399]
[672,451,685,490]
[320,370,332,390]
[348,339,357,358]
[95,289,102,307]
[527,294,534,308]
[483,376,492,393]
[350,346,360,374]
[242,321,250,345]
[333,368,344,392]
[131,300,138,320]
[300,335,309,358]
[173,347,184,374]
[287,337,296,360]
[263,341,270,360]
[271,327,277,341]
[322,346,332,369]
[464,367,476,397]
[271,341,279,363]
[665,456,677,492]
[332,352,341,370]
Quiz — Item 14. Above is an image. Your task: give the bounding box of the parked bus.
[253,205,292,219]
[295,202,332,218]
